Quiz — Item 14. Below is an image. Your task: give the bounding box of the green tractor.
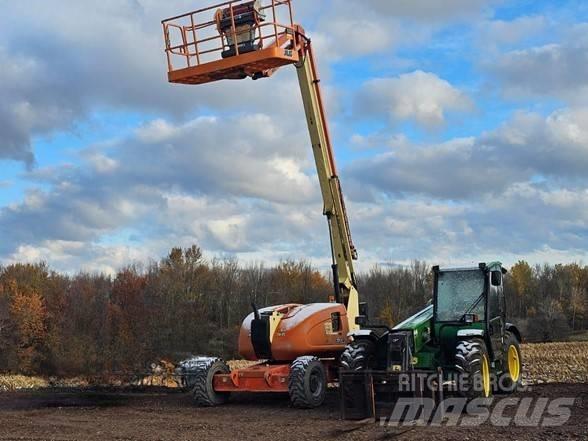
[340,262,523,419]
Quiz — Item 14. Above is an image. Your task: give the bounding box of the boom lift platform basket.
[163,0,300,85]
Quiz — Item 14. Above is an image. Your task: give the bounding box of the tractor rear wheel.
[455,338,492,399]
[496,331,522,394]
[288,356,327,409]
[340,340,376,370]
[192,358,231,407]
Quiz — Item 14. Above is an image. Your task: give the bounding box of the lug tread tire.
[289,356,327,409]
[455,337,491,399]
[340,340,376,371]
[191,358,230,407]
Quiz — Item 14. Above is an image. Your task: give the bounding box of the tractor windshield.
[436,270,485,322]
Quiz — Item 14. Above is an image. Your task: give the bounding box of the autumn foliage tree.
[0,250,586,376]
[8,287,46,373]
[0,265,50,374]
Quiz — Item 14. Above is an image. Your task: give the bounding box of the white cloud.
[309,0,461,63]
[486,40,588,102]
[5,240,152,276]
[135,119,186,144]
[311,17,399,62]
[347,107,588,201]
[346,181,588,269]
[5,106,588,272]
[349,133,410,151]
[85,153,120,174]
[359,0,498,22]
[207,216,249,251]
[356,71,474,129]
[478,16,547,47]
[0,112,330,269]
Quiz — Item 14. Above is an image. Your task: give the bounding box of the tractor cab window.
[436,270,486,322]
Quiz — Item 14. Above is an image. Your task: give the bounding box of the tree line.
[0,246,586,376]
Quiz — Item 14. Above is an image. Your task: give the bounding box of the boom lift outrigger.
[163,0,362,408]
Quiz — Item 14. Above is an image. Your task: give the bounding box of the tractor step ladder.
[162,0,300,85]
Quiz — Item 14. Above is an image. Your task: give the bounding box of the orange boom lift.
[163,0,363,408]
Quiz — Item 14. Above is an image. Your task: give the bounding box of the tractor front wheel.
[339,340,377,413]
[192,358,231,407]
[496,331,522,394]
[288,356,327,409]
[455,338,492,399]
[340,340,376,371]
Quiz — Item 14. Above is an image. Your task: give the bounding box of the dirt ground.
[0,383,586,441]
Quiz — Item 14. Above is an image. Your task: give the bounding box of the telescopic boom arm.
[293,30,360,330]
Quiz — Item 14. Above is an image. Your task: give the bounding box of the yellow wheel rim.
[481,353,491,397]
[508,345,520,382]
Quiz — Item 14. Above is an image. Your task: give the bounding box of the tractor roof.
[437,261,506,273]
[485,261,505,272]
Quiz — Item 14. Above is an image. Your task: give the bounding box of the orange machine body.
[239,303,349,361]
[213,303,348,393]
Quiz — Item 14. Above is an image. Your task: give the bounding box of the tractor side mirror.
[491,271,502,287]
[359,302,369,318]
[356,303,369,326]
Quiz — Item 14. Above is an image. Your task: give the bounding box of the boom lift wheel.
[192,358,231,407]
[455,338,492,399]
[288,356,327,409]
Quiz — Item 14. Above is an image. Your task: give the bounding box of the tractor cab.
[432,262,514,362]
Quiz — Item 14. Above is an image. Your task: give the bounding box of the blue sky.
[1,0,588,274]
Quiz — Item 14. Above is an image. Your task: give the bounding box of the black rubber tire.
[192,358,231,407]
[455,338,492,399]
[288,356,327,409]
[496,331,523,394]
[339,340,376,413]
[340,340,376,371]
